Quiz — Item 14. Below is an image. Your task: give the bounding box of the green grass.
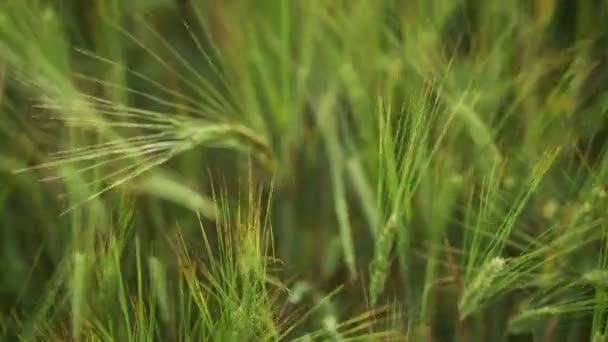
[1,0,607,341]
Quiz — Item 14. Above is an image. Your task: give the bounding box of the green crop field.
[1,1,607,341]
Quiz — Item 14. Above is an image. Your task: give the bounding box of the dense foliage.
[1,1,607,341]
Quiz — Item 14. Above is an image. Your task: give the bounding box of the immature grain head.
[14,96,269,215]
[369,213,399,306]
[459,256,507,319]
[507,305,560,334]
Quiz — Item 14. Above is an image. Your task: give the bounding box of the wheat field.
[1,1,607,341]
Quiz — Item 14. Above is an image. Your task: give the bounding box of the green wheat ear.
[7,11,272,216]
[458,256,507,320]
[9,37,274,215]
[369,213,398,306]
[12,120,267,215]
[508,295,607,335]
[507,305,561,334]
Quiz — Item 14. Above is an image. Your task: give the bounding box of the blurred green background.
[1,0,607,341]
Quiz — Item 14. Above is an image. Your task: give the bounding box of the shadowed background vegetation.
[0,0,607,341]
